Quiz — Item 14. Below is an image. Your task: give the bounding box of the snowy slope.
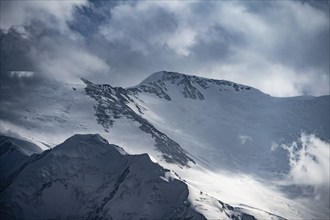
[0,79,187,165]
[0,135,43,156]
[0,135,43,192]
[126,71,329,176]
[82,78,195,166]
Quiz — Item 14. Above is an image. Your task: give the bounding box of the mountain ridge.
[1,134,200,219]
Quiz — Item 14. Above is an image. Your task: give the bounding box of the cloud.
[280,133,330,206]
[0,0,329,96]
[238,134,253,145]
[30,40,110,83]
[0,0,110,85]
[187,1,329,96]
[95,0,329,96]
[207,56,329,96]
[9,71,34,78]
[0,0,88,32]
[99,1,191,56]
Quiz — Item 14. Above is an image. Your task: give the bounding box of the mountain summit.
[135,71,257,101]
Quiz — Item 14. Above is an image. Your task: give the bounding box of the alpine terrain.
[1,71,329,219]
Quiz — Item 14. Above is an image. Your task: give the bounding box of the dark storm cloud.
[0,0,329,96]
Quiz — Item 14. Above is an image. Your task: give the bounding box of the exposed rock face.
[83,78,195,166]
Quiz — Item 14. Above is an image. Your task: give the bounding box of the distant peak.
[140,71,202,86]
[134,71,262,100]
[139,70,175,84]
[139,71,252,89]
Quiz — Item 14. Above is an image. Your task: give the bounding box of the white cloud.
[100,1,198,56]
[0,0,88,31]
[284,1,329,33]
[213,2,275,47]
[280,133,330,206]
[34,46,110,83]
[98,0,329,96]
[239,134,253,145]
[207,57,329,97]
[1,0,110,84]
[166,28,196,56]
[9,71,34,78]
[6,71,35,87]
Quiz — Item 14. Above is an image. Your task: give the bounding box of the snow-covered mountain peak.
[140,71,248,90]
[139,70,167,84]
[53,133,127,158]
[63,133,109,146]
[136,71,261,101]
[140,70,214,84]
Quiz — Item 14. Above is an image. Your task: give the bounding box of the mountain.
[0,134,283,220]
[0,135,43,156]
[0,135,43,192]
[0,134,200,219]
[0,71,329,219]
[84,71,329,176]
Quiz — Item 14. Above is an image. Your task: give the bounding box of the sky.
[0,0,329,97]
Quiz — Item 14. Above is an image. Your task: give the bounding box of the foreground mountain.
[0,134,285,220]
[0,71,329,219]
[0,134,203,219]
